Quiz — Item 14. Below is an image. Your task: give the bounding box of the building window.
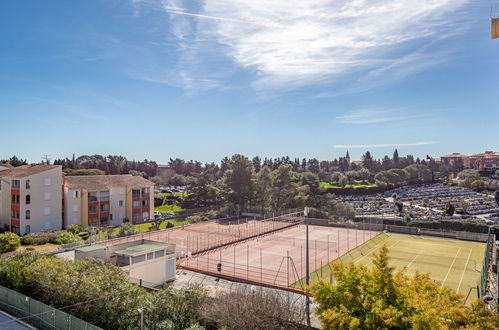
[132,189,141,199]
[131,255,146,264]
[132,213,141,220]
[25,195,30,205]
[72,190,79,198]
[25,210,30,220]
[44,207,51,216]
[133,201,140,208]
[147,252,154,260]
[100,216,108,226]
[11,210,19,219]
[118,200,123,207]
[100,204,109,212]
[44,178,51,186]
[155,250,165,258]
[88,205,98,214]
[88,192,98,202]
[11,180,20,189]
[142,199,148,207]
[25,225,30,234]
[44,192,51,201]
[99,190,110,202]
[142,212,149,220]
[12,195,19,204]
[25,180,30,189]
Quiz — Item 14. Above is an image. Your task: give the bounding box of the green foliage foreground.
[308,245,497,330]
[0,252,206,329]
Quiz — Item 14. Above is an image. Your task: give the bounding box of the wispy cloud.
[337,108,427,124]
[334,142,436,149]
[154,0,471,91]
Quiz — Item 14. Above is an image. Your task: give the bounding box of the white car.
[153,211,162,218]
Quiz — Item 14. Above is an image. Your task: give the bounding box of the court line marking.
[456,248,473,294]
[406,250,423,269]
[358,240,401,267]
[441,247,461,288]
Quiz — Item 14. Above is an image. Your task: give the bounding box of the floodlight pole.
[304,207,311,327]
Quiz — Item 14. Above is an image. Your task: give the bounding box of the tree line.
[179,154,355,220]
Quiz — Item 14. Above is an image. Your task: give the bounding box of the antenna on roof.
[492,4,499,39]
[41,154,51,165]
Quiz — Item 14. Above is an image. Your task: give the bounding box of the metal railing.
[479,227,494,298]
[0,284,101,330]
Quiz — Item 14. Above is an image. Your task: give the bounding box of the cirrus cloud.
[144,0,472,91]
[334,142,436,149]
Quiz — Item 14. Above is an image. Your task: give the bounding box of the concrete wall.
[0,178,10,230]
[63,187,83,228]
[109,187,126,226]
[20,167,63,235]
[123,255,176,286]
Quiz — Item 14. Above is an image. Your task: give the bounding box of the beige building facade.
[64,175,154,227]
[0,165,63,235]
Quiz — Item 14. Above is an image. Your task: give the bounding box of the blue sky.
[1,0,498,164]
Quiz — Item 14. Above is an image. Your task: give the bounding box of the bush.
[0,232,21,253]
[118,222,139,237]
[21,231,63,245]
[55,232,83,245]
[78,231,90,240]
[186,215,208,224]
[165,221,175,228]
[67,224,86,235]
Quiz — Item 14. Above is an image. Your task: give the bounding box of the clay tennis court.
[99,213,302,256]
[179,224,380,291]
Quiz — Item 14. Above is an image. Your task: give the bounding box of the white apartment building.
[64,175,154,228]
[0,165,63,235]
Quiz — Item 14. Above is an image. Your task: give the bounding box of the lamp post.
[138,307,144,330]
[304,207,311,327]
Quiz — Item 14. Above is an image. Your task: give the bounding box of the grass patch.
[131,219,191,233]
[320,180,377,189]
[155,192,191,197]
[154,204,183,213]
[292,233,485,304]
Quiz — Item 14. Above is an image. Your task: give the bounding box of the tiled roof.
[65,175,154,190]
[0,163,14,169]
[441,153,468,158]
[470,151,499,158]
[0,165,61,178]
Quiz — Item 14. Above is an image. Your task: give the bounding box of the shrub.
[78,231,90,240]
[186,215,208,224]
[118,222,139,237]
[0,232,21,253]
[67,224,86,235]
[21,231,63,245]
[55,232,83,245]
[166,221,175,228]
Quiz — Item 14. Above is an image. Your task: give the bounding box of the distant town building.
[469,151,499,170]
[156,164,169,177]
[0,165,63,235]
[439,151,499,171]
[64,175,154,228]
[440,152,470,167]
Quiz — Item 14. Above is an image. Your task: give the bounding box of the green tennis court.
[293,232,485,303]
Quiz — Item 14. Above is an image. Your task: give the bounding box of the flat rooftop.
[114,243,166,257]
[76,244,107,252]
